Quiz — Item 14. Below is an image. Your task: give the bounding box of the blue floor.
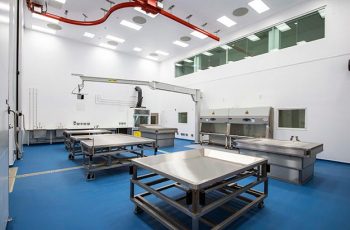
[8,139,350,230]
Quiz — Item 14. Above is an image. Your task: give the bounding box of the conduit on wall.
[26,0,220,41]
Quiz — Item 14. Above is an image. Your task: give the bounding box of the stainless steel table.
[63,129,112,151]
[81,134,156,180]
[130,148,268,230]
[235,138,323,184]
[139,125,178,147]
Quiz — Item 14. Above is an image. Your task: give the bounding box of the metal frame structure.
[130,149,268,229]
[25,0,220,41]
[80,134,157,180]
[72,74,202,143]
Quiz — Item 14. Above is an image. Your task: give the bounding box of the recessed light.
[202,51,213,56]
[146,55,159,61]
[120,20,142,30]
[190,31,207,39]
[54,0,66,4]
[32,25,56,34]
[175,63,183,67]
[221,45,232,50]
[248,0,270,14]
[32,13,59,24]
[99,43,117,50]
[134,7,158,18]
[184,59,193,63]
[217,16,237,27]
[173,40,189,48]
[318,9,326,19]
[276,23,291,32]
[0,2,10,11]
[155,50,169,56]
[133,47,142,52]
[106,35,125,43]
[247,34,260,41]
[0,15,9,24]
[83,32,95,38]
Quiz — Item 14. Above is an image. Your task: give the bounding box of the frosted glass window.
[228,39,248,62]
[178,112,188,123]
[175,56,195,77]
[278,109,306,129]
[247,30,269,57]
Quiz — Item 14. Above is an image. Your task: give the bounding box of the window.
[175,8,326,77]
[178,112,188,124]
[278,109,306,129]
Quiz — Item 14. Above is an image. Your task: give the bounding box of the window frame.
[276,108,308,130]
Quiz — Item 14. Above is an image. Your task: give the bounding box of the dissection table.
[130,148,268,229]
[63,129,112,151]
[80,134,157,180]
[235,138,323,184]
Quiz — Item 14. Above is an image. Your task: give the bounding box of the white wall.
[157,0,350,163]
[22,29,160,129]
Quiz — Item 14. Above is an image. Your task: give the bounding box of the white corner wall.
[22,29,160,129]
[157,0,350,163]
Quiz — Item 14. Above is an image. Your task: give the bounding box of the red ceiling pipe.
[26,0,220,41]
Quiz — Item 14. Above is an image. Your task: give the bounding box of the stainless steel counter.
[139,125,178,147]
[130,148,268,229]
[235,138,323,184]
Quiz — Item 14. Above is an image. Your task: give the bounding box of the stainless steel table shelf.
[63,129,112,152]
[80,134,156,180]
[130,148,268,229]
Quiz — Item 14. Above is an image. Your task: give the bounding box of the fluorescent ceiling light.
[276,23,291,32]
[155,50,169,56]
[83,32,95,38]
[54,0,66,3]
[202,51,213,56]
[318,9,326,18]
[175,63,183,67]
[247,34,260,41]
[120,20,142,30]
[99,43,117,50]
[184,59,193,63]
[146,55,158,61]
[217,16,236,27]
[0,15,9,24]
[32,25,56,34]
[0,2,10,11]
[32,13,59,24]
[106,35,125,43]
[133,47,142,52]
[248,0,270,14]
[134,7,158,18]
[297,41,307,45]
[173,40,189,48]
[190,31,207,39]
[221,45,232,50]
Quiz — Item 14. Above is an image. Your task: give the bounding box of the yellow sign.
[133,131,142,137]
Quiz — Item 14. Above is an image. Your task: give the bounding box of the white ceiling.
[23,0,309,62]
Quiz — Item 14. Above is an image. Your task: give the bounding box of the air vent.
[233,7,249,17]
[132,16,147,24]
[180,36,191,42]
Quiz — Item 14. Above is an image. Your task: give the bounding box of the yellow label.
[133,131,141,137]
[108,79,117,83]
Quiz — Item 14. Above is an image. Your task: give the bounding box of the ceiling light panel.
[173,40,189,48]
[32,13,59,24]
[248,0,270,14]
[133,47,142,52]
[276,23,291,32]
[99,43,117,50]
[155,50,169,56]
[247,34,260,41]
[175,63,183,67]
[202,51,213,56]
[190,31,207,39]
[146,55,158,61]
[106,35,125,43]
[120,20,142,30]
[184,59,193,63]
[134,7,158,18]
[318,9,326,18]
[0,2,10,11]
[32,25,56,34]
[217,16,237,27]
[54,0,66,4]
[83,32,95,38]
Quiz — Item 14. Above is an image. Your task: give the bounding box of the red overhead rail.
[26,0,220,41]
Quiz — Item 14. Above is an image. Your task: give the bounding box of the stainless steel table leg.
[192,189,200,230]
